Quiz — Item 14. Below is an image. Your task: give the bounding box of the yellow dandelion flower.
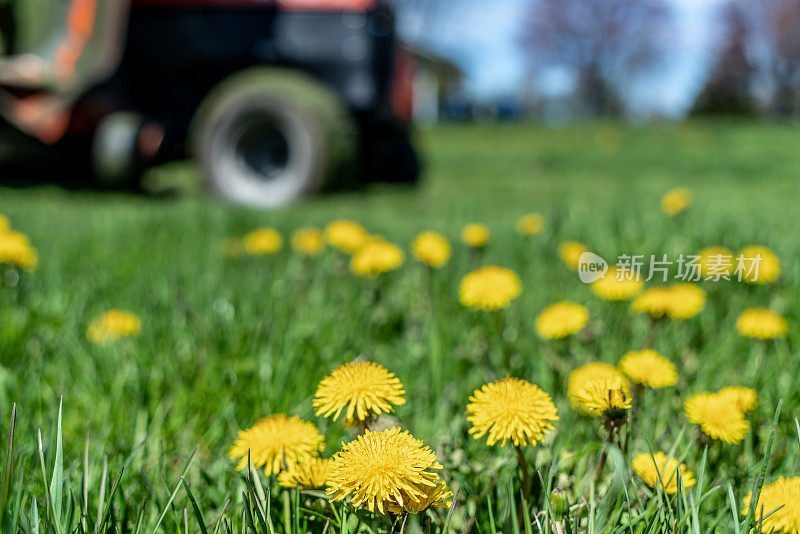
[0,230,38,270]
[412,231,451,268]
[559,241,589,270]
[632,452,696,494]
[632,284,705,320]
[684,393,749,444]
[697,247,734,278]
[326,427,444,514]
[568,363,630,409]
[278,457,331,489]
[736,308,787,339]
[313,361,405,423]
[461,223,490,248]
[86,310,142,344]
[661,187,691,216]
[350,240,404,277]
[458,266,522,311]
[631,287,672,318]
[244,228,282,255]
[665,283,706,319]
[325,219,368,253]
[744,477,800,533]
[535,301,589,339]
[387,478,453,514]
[738,245,780,284]
[466,378,559,447]
[619,350,677,389]
[0,214,8,232]
[291,228,325,256]
[573,375,632,416]
[717,386,758,414]
[517,213,545,236]
[591,267,643,301]
[229,414,324,476]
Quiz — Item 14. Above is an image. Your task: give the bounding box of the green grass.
[1,121,800,532]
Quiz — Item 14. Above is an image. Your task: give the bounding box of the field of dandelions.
[1,122,800,533]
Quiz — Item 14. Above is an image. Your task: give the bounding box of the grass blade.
[150,445,198,534]
[443,485,459,534]
[182,478,209,534]
[728,483,740,534]
[744,399,782,530]
[0,404,16,520]
[49,397,64,525]
[37,429,64,534]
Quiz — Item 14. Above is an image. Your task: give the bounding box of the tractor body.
[0,0,418,205]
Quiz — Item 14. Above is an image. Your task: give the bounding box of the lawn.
[1,121,800,532]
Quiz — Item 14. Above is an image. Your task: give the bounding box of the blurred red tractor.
[0,0,418,206]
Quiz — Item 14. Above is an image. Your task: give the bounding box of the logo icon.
[578,252,608,283]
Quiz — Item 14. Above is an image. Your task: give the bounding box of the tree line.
[397,0,800,120]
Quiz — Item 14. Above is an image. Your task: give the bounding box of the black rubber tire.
[190,68,357,207]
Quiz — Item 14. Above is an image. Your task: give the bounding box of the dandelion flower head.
[278,457,331,489]
[314,361,406,423]
[631,287,672,318]
[535,301,589,339]
[664,283,706,319]
[568,363,631,415]
[461,223,490,248]
[717,386,758,414]
[661,187,691,216]
[387,479,453,514]
[738,245,780,284]
[291,228,325,256]
[244,228,282,255]
[517,213,545,236]
[632,284,705,320]
[591,267,643,301]
[559,241,589,270]
[412,231,451,268]
[684,393,749,444]
[325,427,444,514]
[633,452,696,494]
[744,477,800,534]
[325,219,368,253]
[573,375,632,416]
[229,414,324,476]
[350,239,404,277]
[459,266,522,311]
[618,350,677,389]
[0,230,38,270]
[736,308,787,339]
[466,377,559,447]
[86,310,142,344]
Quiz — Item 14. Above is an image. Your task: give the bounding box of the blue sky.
[400,0,725,116]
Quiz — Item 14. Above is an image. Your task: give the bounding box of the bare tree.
[692,1,757,116]
[762,0,800,116]
[521,0,674,116]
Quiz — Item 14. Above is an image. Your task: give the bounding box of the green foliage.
[1,121,799,532]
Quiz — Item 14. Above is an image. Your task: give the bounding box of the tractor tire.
[190,68,357,207]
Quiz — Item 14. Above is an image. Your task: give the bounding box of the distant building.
[401,44,464,124]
